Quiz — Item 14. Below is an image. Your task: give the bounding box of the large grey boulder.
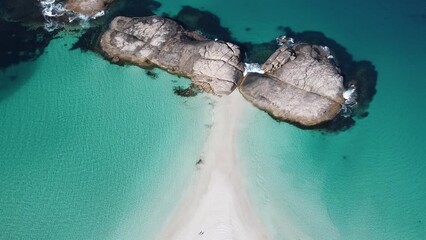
[100,16,244,95]
[240,43,345,126]
[65,0,115,16]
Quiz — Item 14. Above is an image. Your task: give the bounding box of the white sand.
[160,91,270,240]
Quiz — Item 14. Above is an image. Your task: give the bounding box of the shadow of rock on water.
[70,25,105,52]
[171,6,277,63]
[170,6,378,132]
[0,20,55,69]
[68,2,378,132]
[173,6,234,43]
[279,27,378,132]
[0,19,56,102]
[111,0,162,18]
[0,0,57,101]
[0,60,38,103]
[0,0,44,23]
[239,41,277,63]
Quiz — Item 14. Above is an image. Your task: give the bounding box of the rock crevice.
[100,16,244,95]
[240,43,345,126]
[100,16,346,127]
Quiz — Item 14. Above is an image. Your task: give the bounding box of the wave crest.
[243,63,265,76]
[341,86,358,117]
[38,0,106,32]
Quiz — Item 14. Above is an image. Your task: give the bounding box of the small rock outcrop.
[240,43,345,126]
[100,16,244,95]
[65,0,115,16]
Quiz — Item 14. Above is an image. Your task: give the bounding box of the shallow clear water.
[0,35,211,239]
[1,0,426,239]
[212,0,426,239]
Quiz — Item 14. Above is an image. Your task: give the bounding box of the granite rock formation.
[100,15,346,126]
[240,43,345,126]
[100,16,244,95]
[65,0,115,16]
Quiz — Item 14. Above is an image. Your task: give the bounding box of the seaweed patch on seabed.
[145,70,158,79]
[173,84,201,97]
[278,26,378,132]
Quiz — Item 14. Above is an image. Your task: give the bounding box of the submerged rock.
[100,16,244,95]
[65,0,115,16]
[240,43,345,127]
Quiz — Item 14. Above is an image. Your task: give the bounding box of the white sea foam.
[91,10,105,19]
[38,0,106,32]
[243,63,264,77]
[344,87,357,105]
[276,35,294,46]
[341,86,358,117]
[320,45,335,59]
[39,0,67,31]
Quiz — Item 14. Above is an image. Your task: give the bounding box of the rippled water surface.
[1,0,426,239]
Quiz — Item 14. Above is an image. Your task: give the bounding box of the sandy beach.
[160,91,270,240]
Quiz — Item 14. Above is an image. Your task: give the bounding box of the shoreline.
[159,91,270,240]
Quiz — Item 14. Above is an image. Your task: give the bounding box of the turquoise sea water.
[0,35,211,239]
[1,0,426,239]
[197,1,426,239]
[161,0,425,239]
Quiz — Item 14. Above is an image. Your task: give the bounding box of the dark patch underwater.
[0,20,55,69]
[173,84,201,97]
[173,6,233,43]
[280,27,378,127]
[0,1,377,132]
[168,5,378,132]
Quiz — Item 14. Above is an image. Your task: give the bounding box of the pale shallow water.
[1,0,426,239]
[213,0,426,239]
[0,35,212,239]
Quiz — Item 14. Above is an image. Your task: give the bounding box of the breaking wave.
[341,86,358,117]
[38,0,105,32]
[320,45,335,59]
[39,0,67,31]
[243,63,264,76]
